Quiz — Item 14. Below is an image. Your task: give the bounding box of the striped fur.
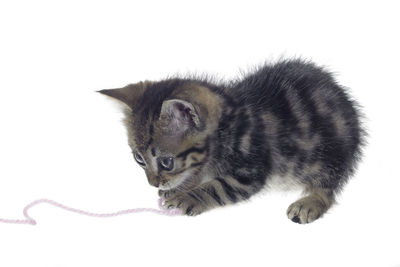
[99,59,365,223]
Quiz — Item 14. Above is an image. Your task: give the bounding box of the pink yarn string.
[0,198,181,225]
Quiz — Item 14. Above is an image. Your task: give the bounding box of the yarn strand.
[0,198,181,225]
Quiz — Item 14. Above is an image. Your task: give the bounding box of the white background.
[0,0,399,266]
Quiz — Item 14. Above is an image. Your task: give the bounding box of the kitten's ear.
[160,99,201,134]
[98,82,147,109]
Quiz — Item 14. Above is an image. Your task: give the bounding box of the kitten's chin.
[158,170,192,190]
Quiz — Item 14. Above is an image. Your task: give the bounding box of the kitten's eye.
[158,157,174,171]
[134,152,146,166]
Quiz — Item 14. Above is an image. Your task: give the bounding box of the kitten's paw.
[162,194,205,216]
[158,189,177,199]
[287,195,327,224]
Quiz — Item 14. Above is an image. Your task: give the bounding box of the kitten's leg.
[162,177,251,216]
[287,188,334,224]
[158,189,177,199]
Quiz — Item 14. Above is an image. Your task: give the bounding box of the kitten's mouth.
[159,180,176,190]
[158,179,168,190]
[158,183,170,191]
[158,170,192,190]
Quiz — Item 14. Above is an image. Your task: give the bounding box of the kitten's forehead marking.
[147,148,158,171]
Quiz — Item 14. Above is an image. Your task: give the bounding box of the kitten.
[99,59,365,224]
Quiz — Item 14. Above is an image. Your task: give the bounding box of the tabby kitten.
[99,59,364,224]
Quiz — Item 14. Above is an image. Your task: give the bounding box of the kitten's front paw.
[158,189,177,199]
[287,195,327,224]
[162,194,205,216]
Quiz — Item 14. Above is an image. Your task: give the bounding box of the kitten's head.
[99,79,222,190]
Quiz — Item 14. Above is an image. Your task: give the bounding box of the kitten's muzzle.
[147,176,160,188]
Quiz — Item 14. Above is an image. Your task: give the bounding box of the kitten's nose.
[148,176,160,187]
